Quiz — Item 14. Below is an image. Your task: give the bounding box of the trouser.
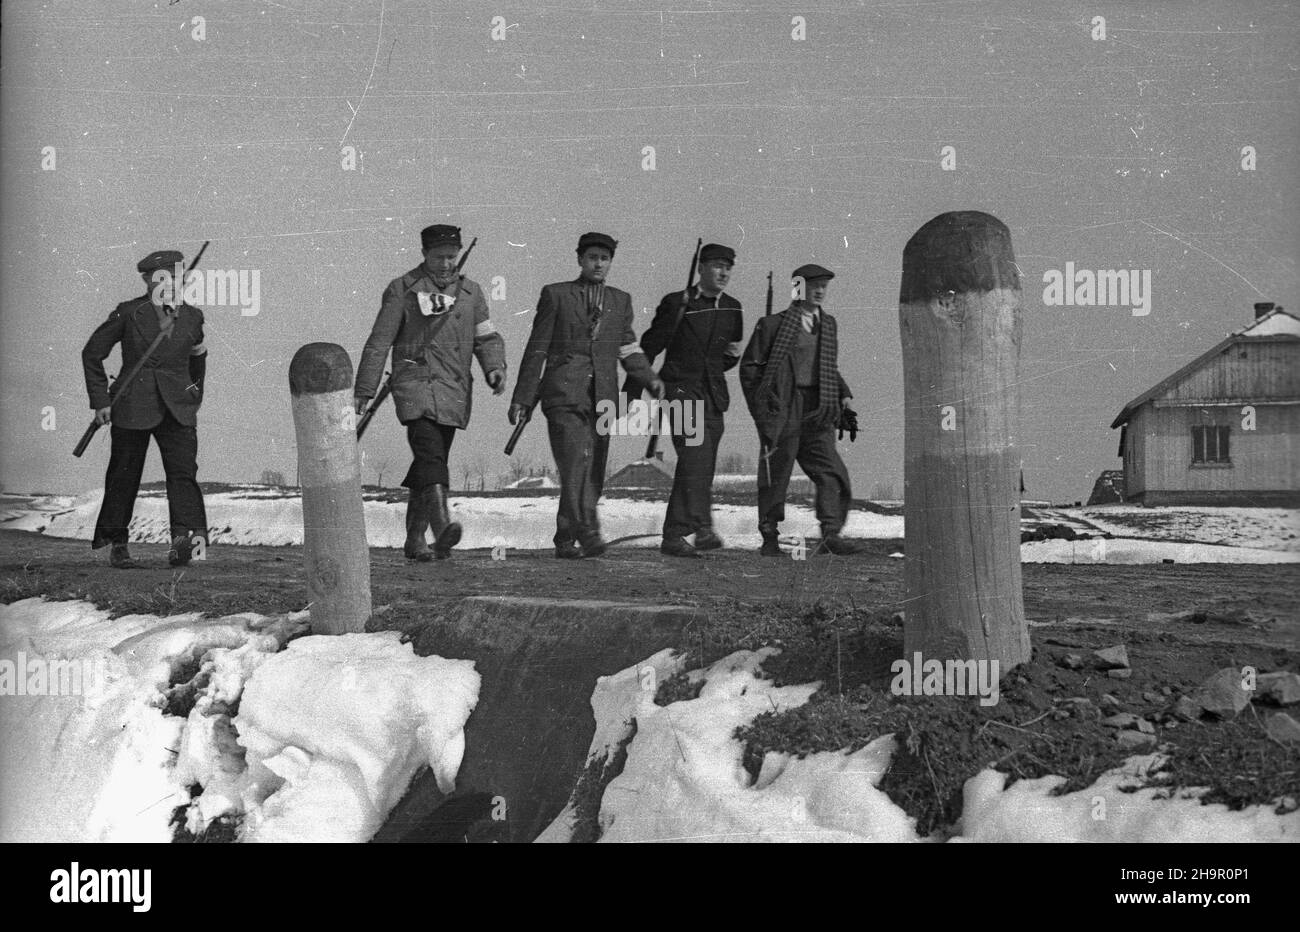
[663,398,724,539]
[402,417,457,489]
[92,409,207,549]
[757,387,852,535]
[546,404,609,545]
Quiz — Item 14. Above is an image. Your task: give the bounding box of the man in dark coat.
[508,232,662,558]
[82,249,209,568]
[640,243,744,558]
[739,264,867,556]
[355,224,507,561]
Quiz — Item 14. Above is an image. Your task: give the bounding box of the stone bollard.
[898,211,1030,671]
[289,342,371,635]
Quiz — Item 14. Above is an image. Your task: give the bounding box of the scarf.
[756,304,840,430]
[584,281,607,339]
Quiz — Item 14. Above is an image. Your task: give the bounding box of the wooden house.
[1109,303,1300,506]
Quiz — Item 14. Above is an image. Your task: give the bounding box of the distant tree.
[870,481,897,501]
[507,456,531,483]
[472,456,490,492]
[261,469,286,487]
[371,457,392,488]
[718,452,752,474]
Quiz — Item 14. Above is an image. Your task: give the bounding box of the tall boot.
[759,523,782,557]
[427,483,462,560]
[404,488,433,562]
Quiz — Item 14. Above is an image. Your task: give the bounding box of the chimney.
[1254,301,1275,319]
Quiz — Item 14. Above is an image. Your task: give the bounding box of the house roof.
[607,458,674,482]
[1109,308,1300,429]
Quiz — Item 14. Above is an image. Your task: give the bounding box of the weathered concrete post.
[898,211,1030,670]
[289,343,371,635]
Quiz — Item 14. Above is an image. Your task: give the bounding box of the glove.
[486,369,507,395]
[837,406,859,442]
[646,375,666,400]
[508,403,531,425]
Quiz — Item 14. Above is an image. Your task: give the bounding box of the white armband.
[725,341,744,356]
[619,341,643,359]
[475,319,498,338]
[190,342,207,356]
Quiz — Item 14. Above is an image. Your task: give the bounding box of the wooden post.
[898,211,1029,670]
[289,343,371,635]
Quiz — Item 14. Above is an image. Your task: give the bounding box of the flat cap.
[792,263,834,282]
[577,231,618,256]
[699,243,735,265]
[421,224,462,250]
[137,250,184,274]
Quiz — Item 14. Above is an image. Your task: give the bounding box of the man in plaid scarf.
[740,264,867,556]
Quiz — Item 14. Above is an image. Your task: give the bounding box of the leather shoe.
[693,529,723,551]
[579,533,608,558]
[759,533,782,557]
[168,534,193,567]
[661,537,701,559]
[110,544,142,569]
[555,542,582,560]
[818,533,870,556]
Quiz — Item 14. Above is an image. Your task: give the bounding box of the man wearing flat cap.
[640,242,744,558]
[356,224,507,561]
[509,232,663,558]
[82,249,210,568]
[740,263,867,556]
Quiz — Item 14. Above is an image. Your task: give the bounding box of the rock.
[1256,671,1300,706]
[1101,693,1122,710]
[1059,654,1084,670]
[1116,730,1158,751]
[1141,691,1160,703]
[1265,712,1300,745]
[1192,667,1251,718]
[1161,686,1172,696]
[1094,645,1130,670]
[1171,696,1202,722]
[1107,668,1133,680]
[1102,713,1139,729]
[1135,718,1155,735]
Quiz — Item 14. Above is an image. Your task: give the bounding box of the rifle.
[357,237,478,439]
[73,241,210,458]
[643,237,702,459]
[765,270,773,316]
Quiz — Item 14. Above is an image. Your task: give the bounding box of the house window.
[1191,425,1230,465]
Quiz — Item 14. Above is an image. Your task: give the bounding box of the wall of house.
[1124,338,1299,504]
[1123,407,1148,496]
[1130,402,1299,503]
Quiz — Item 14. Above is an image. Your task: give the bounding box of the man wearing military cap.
[641,242,744,558]
[740,263,867,556]
[82,249,210,568]
[509,232,663,558]
[356,223,507,561]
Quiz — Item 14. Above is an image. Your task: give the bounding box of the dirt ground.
[3,527,1296,840]
[2,528,1296,640]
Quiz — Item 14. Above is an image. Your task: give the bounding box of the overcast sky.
[2,0,1297,503]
